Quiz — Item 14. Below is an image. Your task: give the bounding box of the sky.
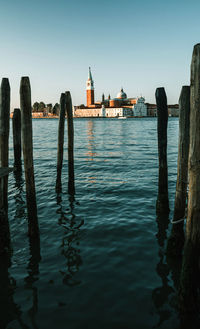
[0,0,200,110]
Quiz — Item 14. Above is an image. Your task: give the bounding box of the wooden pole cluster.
[56,93,67,192]
[167,86,190,257]
[20,77,39,237]
[56,91,75,195]
[66,91,75,196]
[179,44,200,313]
[156,87,169,214]
[12,108,21,167]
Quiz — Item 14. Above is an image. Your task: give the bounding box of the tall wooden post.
[0,78,11,254]
[12,108,21,167]
[0,169,12,255]
[66,91,75,195]
[0,78,10,211]
[56,93,67,192]
[20,77,39,237]
[179,44,200,313]
[167,86,190,257]
[156,87,169,214]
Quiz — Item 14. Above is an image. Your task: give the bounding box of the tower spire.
[88,67,93,81]
[86,67,94,106]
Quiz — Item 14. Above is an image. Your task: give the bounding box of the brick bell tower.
[86,67,94,107]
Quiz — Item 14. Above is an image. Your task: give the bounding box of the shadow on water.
[56,194,84,286]
[24,235,41,329]
[0,253,29,329]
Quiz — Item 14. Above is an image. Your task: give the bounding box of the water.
[1,117,189,328]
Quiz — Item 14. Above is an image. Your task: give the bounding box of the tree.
[32,102,39,112]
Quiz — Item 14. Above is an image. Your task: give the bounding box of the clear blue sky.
[0,0,200,110]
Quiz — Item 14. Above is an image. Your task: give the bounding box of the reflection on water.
[24,236,41,329]
[85,120,97,161]
[4,117,189,328]
[152,213,174,328]
[153,210,189,329]
[13,167,26,220]
[57,194,83,286]
[0,254,29,329]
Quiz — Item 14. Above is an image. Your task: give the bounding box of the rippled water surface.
[2,117,182,328]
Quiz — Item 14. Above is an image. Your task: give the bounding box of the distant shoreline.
[10,114,179,119]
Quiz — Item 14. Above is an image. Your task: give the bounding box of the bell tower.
[86,67,94,107]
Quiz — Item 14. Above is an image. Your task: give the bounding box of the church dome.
[137,96,145,103]
[117,88,127,99]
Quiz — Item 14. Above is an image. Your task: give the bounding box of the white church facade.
[133,97,147,117]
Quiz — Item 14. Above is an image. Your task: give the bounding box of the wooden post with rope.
[167,86,190,257]
[179,44,200,313]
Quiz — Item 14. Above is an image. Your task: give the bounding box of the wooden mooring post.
[56,93,67,192]
[179,44,200,313]
[0,168,12,255]
[0,78,12,254]
[20,77,39,237]
[12,108,21,167]
[167,86,190,257]
[66,91,75,195]
[156,87,169,214]
[0,78,10,211]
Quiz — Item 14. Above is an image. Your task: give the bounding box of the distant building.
[86,67,95,107]
[146,103,179,117]
[73,67,179,118]
[74,68,144,118]
[133,97,147,116]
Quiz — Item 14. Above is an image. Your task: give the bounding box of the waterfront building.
[74,68,140,118]
[133,97,147,116]
[73,67,179,118]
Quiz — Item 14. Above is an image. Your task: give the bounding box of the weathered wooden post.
[179,44,200,313]
[12,108,21,167]
[167,86,190,257]
[156,87,169,214]
[66,91,75,195]
[0,78,10,211]
[0,169,12,255]
[0,78,11,254]
[56,93,67,192]
[20,77,39,237]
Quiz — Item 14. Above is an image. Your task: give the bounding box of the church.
[74,68,147,117]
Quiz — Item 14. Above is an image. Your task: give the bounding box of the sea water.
[1,117,186,329]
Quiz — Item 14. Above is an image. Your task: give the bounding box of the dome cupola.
[117,88,127,99]
[137,96,145,103]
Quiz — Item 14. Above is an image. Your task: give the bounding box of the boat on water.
[118,116,127,119]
